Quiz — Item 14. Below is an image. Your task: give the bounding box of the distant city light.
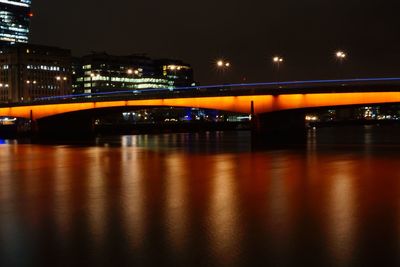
[305,115,319,121]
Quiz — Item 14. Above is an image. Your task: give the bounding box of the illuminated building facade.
[72,53,195,95]
[155,59,194,87]
[0,0,32,44]
[0,43,72,103]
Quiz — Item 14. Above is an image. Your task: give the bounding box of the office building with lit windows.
[155,59,194,88]
[0,43,72,103]
[0,0,32,44]
[72,53,195,95]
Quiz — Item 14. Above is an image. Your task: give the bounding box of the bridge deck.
[1,78,400,119]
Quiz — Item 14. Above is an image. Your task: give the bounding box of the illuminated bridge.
[1,77,400,137]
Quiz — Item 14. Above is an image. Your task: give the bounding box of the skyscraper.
[0,0,32,44]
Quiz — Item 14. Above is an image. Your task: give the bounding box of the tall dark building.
[0,0,32,44]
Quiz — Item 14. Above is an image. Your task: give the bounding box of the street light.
[272,56,284,84]
[216,59,231,69]
[273,56,284,64]
[216,59,231,84]
[55,76,68,94]
[336,51,347,61]
[335,50,347,78]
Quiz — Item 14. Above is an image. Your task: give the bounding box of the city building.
[0,43,72,103]
[72,53,195,95]
[155,59,194,88]
[0,0,32,44]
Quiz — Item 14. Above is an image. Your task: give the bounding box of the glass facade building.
[72,53,195,95]
[0,0,32,44]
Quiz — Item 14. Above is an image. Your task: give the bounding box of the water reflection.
[265,155,294,263]
[120,145,146,250]
[52,147,73,241]
[326,160,357,266]
[86,147,108,245]
[164,153,188,254]
[1,128,400,265]
[209,155,241,266]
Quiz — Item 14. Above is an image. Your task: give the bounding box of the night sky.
[30,0,400,84]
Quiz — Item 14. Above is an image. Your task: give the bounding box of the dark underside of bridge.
[27,104,397,144]
[35,112,96,138]
[32,107,248,138]
[31,107,309,145]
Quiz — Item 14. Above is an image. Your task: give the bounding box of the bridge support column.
[252,110,307,145]
[29,110,39,136]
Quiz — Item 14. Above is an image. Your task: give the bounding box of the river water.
[1,126,400,266]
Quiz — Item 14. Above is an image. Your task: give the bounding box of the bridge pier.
[252,110,307,145]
